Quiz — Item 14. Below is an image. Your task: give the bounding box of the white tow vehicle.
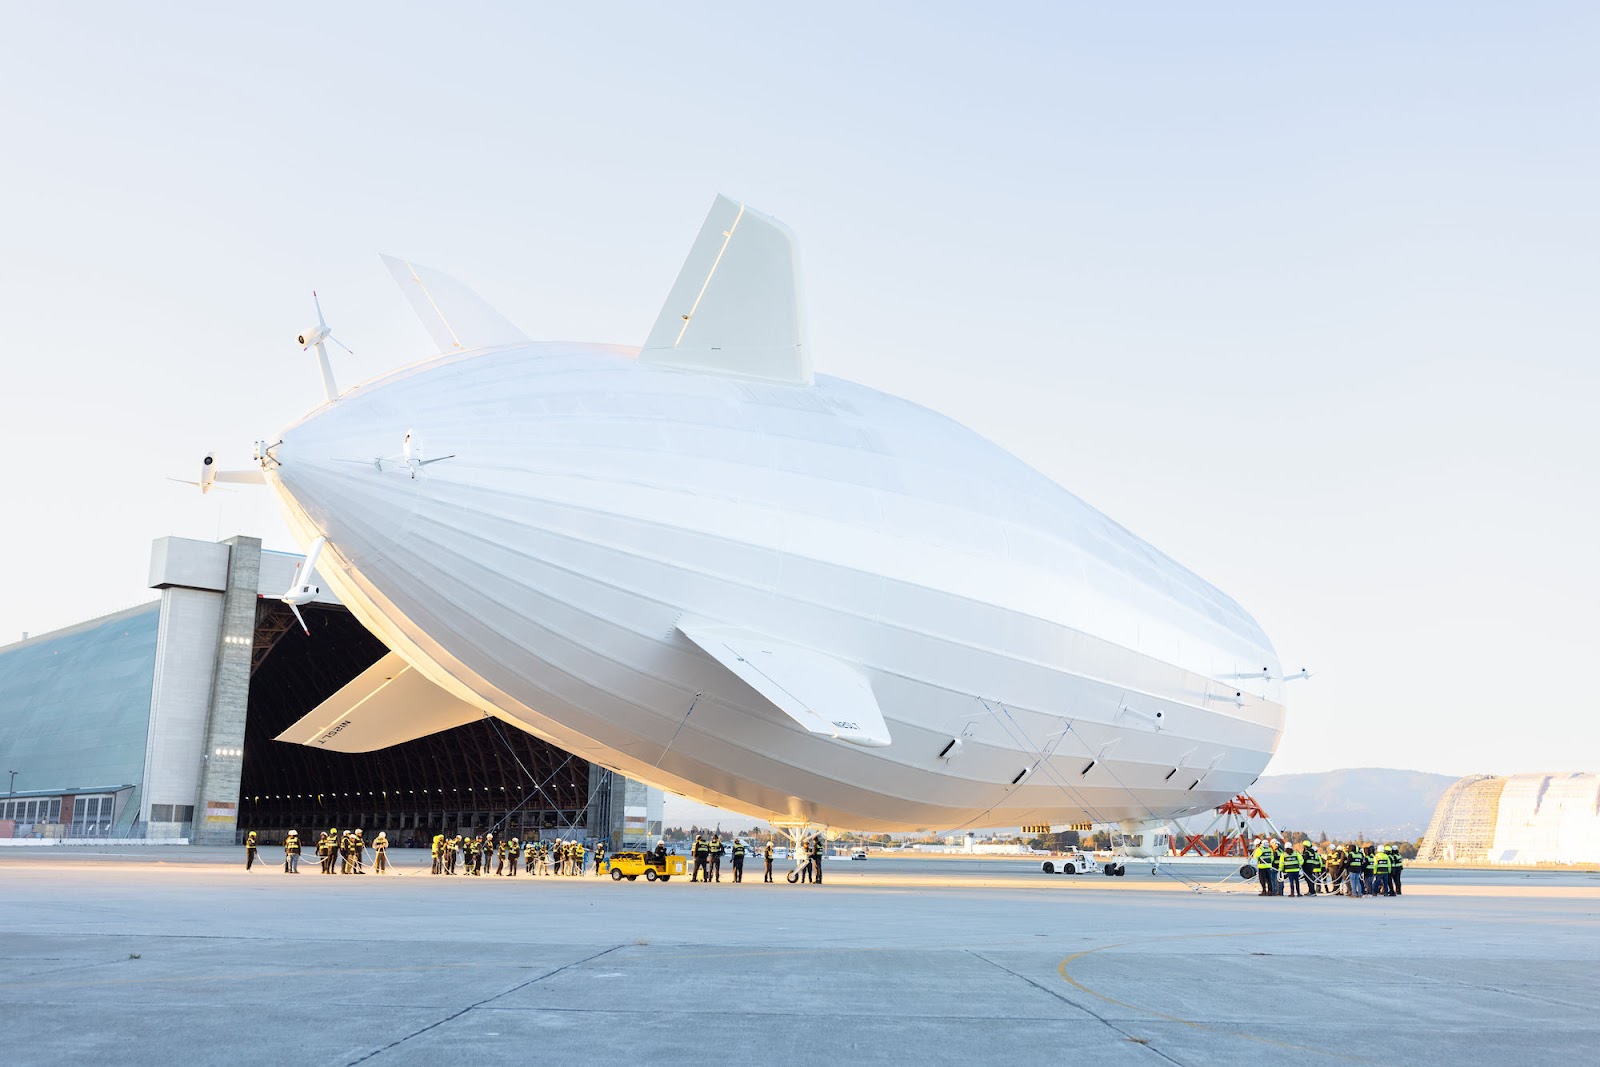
[1040,849,1126,877]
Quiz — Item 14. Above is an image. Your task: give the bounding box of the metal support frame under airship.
[242,194,1287,833]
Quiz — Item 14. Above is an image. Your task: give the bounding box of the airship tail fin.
[381,255,531,355]
[641,195,812,386]
[677,621,890,747]
[274,650,483,752]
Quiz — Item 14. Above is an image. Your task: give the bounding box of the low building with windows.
[0,535,662,848]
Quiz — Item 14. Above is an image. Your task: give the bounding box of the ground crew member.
[1303,842,1324,895]
[1278,841,1303,897]
[495,837,506,876]
[431,833,444,875]
[508,837,520,876]
[1372,844,1393,896]
[373,831,388,873]
[811,835,825,885]
[691,835,709,882]
[731,838,746,883]
[1252,838,1270,895]
[283,829,300,873]
[1388,845,1404,895]
[523,839,536,874]
[244,829,258,871]
[763,839,774,882]
[1261,839,1281,895]
[322,828,337,874]
[709,836,724,882]
[576,840,587,875]
[593,841,606,876]
[1347,843,1367,897]
[1326,843,1346,894]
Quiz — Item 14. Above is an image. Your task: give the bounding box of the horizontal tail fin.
[274,651,483,752]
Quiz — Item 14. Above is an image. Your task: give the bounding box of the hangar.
[1419,772,1600,865]
[0,535,662,847]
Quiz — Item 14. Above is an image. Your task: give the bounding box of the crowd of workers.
[426,831,607,876]
[686,832,827,884]
[1250,838,1406,897]
[246,827,396,873]
[243,826,825,883]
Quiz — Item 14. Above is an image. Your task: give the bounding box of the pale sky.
[2,4,1596,786]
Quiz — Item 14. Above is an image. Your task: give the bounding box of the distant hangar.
[1420,772,1600,865]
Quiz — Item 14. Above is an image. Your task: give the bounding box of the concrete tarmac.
[2,847,1596,1066]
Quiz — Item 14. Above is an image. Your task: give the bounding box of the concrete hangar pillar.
[144,535,261,844]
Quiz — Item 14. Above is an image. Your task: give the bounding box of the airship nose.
[270,401,422,549]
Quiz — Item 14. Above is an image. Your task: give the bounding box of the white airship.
[245,195,1287,835]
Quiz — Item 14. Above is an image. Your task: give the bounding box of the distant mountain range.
[664,767,1464,842]
[1242,768,1459,841]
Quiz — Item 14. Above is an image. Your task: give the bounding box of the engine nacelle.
[283,581,322,605]
[297,324,329,349]
[198,453,217,493]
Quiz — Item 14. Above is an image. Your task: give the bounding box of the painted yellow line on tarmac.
[1057,930,1375,1063]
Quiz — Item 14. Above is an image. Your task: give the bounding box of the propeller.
[296,291,350,403]
[167,452,222,494]
[279,536,327,635]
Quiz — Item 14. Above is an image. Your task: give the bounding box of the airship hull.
[265,341,1285,832]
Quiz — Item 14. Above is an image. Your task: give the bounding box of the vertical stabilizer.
[640,195,811,386]
[381,255,530,355]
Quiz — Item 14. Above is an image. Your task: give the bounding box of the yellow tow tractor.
[607,850,687,882]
